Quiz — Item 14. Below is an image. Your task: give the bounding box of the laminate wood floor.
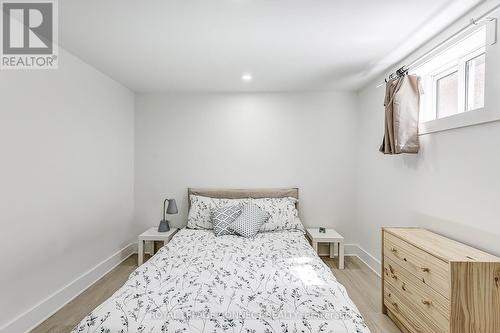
[31,255,401,333]
[323,256,401,333]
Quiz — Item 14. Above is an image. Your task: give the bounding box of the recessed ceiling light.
[241,73,252,82]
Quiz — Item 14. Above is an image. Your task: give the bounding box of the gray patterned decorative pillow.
[229,204,270,238]
[211,205,242,236]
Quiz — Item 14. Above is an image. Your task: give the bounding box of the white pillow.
[187,195,249,229]
[250,197,304,232]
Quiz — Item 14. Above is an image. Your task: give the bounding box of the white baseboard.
[318,243,381,276]
[0,243,137,333]
[346,244,381,276]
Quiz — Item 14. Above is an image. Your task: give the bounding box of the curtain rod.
[376,3,500,88]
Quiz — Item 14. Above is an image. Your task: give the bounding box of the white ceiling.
[59,0,483,92]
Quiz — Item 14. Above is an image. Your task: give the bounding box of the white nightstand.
[306,228,344,269]
[138,227,179,266]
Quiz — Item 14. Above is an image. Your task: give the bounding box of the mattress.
[72,229,369,332]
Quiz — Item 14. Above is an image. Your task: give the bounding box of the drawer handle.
[391,247,398,253]
[421,267,430,273]
[391,274,398,280]
[422,300,432,306]
[401,283,406,291]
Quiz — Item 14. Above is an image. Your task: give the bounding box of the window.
[466,53,485,111]
[413,25,487,124]
[436,68,459,118]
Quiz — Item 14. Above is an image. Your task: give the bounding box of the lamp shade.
[166,199,178,214]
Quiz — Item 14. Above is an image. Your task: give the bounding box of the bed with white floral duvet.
[73,189,369,333]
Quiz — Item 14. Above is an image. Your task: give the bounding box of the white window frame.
[465,50,486,112]
[417,19,497,135]
[429,46,485,121]
[432,65,459,120]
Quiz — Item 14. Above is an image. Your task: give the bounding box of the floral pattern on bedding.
[72,229,369,333]
[252,197,303,232]
[187,195,302,232]
[187,195,250,230]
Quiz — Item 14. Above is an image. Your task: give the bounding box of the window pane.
[436,71,458,118]
[466,53,485,111]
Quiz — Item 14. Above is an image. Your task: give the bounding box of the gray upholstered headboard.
[188,188,299,209]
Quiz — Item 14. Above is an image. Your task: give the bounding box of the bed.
[72,188,369,333]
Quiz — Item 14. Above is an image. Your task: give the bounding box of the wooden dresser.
[382,227,500,333]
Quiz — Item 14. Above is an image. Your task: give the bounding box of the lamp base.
[158,220,170,232]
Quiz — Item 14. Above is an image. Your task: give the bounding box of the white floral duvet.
[73,229,369,333]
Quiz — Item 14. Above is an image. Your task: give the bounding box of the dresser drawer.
[384,231,450,298]
[384,257,449,332]
[385,283,446,333]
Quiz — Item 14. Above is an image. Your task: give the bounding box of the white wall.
[355,7,500,264]
[135,92,358,241]
[0,49,135,331]
[4,4,500,331]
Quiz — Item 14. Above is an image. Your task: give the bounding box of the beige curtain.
[380,74,422,154]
